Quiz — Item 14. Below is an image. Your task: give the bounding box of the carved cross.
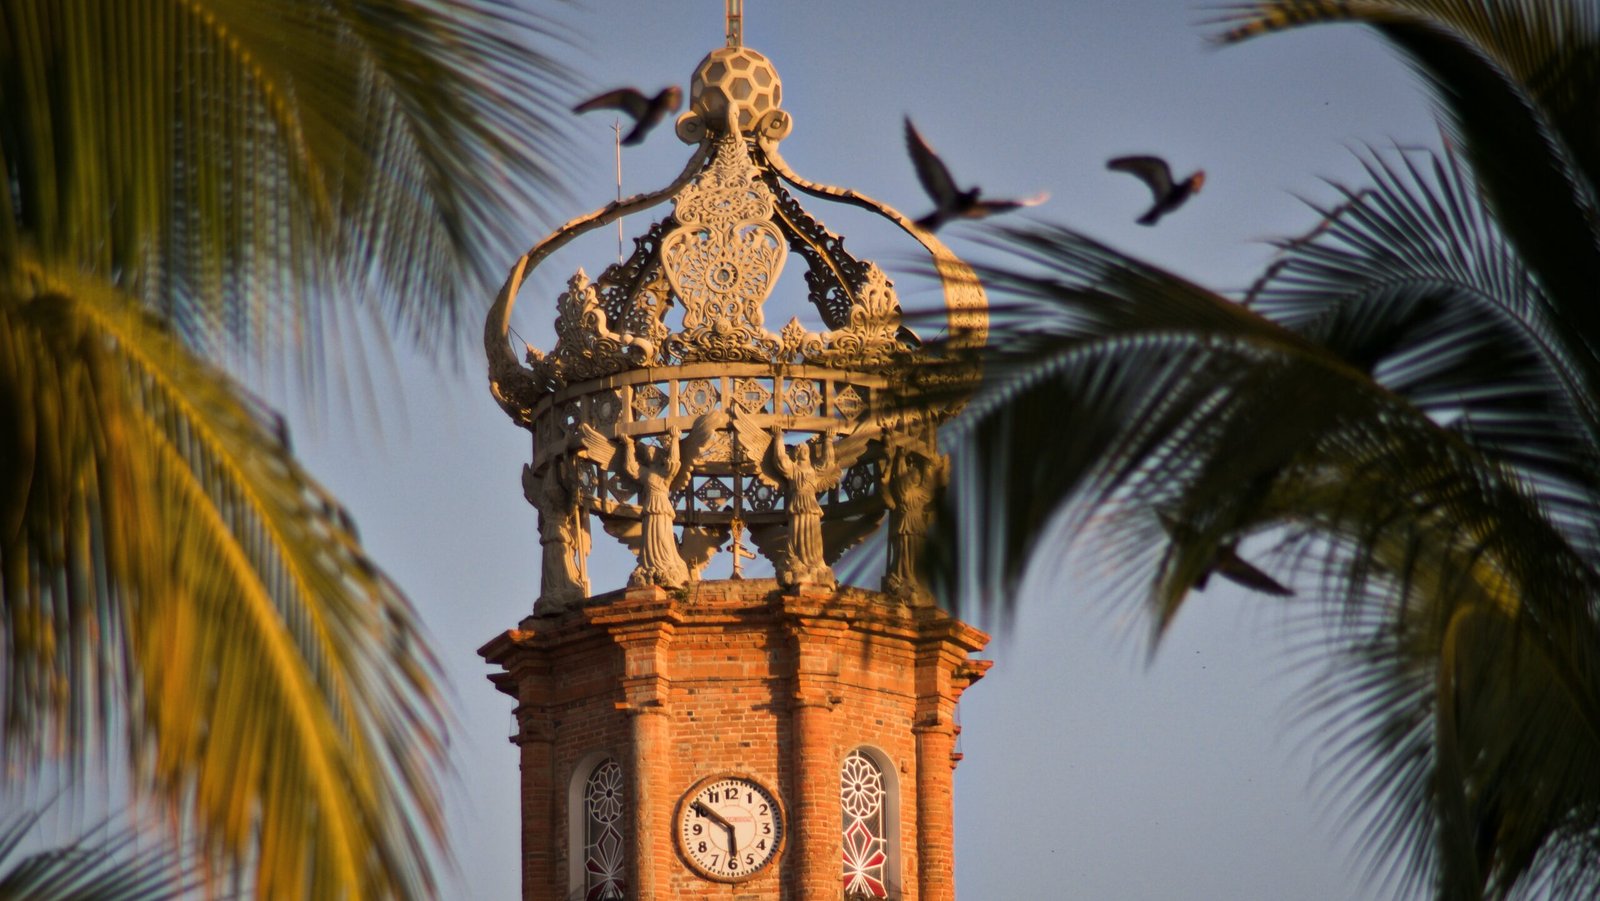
[728,517,757,578]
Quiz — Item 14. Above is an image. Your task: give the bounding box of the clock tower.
[480,26,991,901]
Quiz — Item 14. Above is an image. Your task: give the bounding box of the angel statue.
[620,432,689,586]
[882,445,946,598]
[522,455,590,611]
[729,410,878,588]
[576,413,727,589]
[727,416,840,586]
[772,429,845,585]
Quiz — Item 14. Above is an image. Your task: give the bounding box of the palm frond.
[1,254,448,899]
[0,0,577,369]
[919,222,1355,616]
[925,220,1600,898]
[1248,146,1600,564]
[1212,0,1600,375]
[0,806,209,901]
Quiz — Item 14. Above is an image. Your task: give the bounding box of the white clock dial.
[676,775,784,881]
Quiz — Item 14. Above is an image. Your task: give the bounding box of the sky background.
[283,2,1443,897]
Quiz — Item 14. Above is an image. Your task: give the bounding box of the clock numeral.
[697,841,706,854]
[724,788,738,802]
[691,823,702,836]
[757,838,767,851]
[710,853,720,868]
[761,823,771,835]
[758,803,768,814]
[744,853,755,866]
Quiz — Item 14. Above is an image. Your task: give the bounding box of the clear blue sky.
[289,2,1442,897]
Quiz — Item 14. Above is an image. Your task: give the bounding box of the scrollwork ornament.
[772,182,870,330]
[779,317,826,362]
[661,131,786,362]
[754,108,792,144]
[490,345,559,425]
[820,264,905,366]
[675,110,708,145]
[547,269,655,381]
[595,222,673,364]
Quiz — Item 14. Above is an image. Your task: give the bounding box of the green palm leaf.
[2,252,448,898]
[2,1,577,895]
[918,3,1600,899]
[1248,147,1600,561]
[0,805,210,900]
[0,0,575,367]
[923,219,1600,898]
[1212,1,1600,430]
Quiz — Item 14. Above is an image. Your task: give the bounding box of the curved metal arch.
[484,140,715,419]
[486,115,989,423]
[757,124,988,351]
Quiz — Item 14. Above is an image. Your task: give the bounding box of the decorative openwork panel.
[584,759,627,901]
[485,41,978,605]
[841,750,889,899]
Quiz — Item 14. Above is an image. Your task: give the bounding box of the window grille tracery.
[841,749,889,898]
[583,758,627,901]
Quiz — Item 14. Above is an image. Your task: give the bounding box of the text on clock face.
[680,778,783,878]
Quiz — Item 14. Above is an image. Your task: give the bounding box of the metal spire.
[726,0,742,47]
[613,121,624,263]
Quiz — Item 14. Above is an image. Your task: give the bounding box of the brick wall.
[482,580,990,901]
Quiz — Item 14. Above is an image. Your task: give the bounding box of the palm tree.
[1,1,573,897]
[919,1,1600,898]
[0,805,207,900]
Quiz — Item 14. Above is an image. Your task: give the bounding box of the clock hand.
[692,802,738,856]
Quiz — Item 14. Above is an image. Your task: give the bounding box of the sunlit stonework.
[685,46,781,135]
[661,131,785,362]
[485,42,987,608]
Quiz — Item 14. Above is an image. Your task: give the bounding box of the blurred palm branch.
[918,1,1600,897]
[0,0,574,897]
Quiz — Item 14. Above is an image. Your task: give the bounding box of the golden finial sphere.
[689,47,781,132]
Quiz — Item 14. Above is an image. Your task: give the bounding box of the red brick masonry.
[481,579,990,901]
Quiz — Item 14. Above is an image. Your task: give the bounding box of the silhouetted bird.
[1203,542,1293,596]
[1159,513,1293,597]
[1107,155,1205,225]
[573,86,683,146]
[905,117,1047,231]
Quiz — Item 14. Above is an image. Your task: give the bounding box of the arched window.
[582,758,627,901]
[841,748,891,898]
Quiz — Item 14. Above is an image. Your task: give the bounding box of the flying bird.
[1107,155,1205,225]
[1203,542,1294,597]
[572,86,684,146]
[905,117,1047,231]
[1159,513,1294,598]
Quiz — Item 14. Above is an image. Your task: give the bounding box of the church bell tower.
[480,20,991,900]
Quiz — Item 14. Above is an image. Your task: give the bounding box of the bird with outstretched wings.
[1157,511,1291,597]
[1106,155,1205,225]
[905,117,1047,231]
[572,86,684,145]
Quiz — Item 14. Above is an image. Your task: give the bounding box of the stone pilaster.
[611,589,676,901]
[785,589,847,901]
[514,710,557,901]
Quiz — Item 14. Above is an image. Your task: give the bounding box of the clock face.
[676,774,785,881]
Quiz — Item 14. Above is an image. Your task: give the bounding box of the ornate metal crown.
[484,45,986,611]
